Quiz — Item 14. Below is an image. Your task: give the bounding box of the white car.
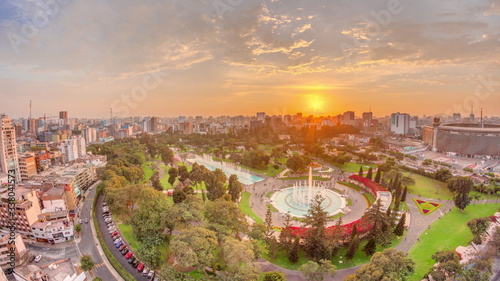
[34,255,42,263]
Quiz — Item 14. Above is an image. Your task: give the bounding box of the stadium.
[422,121,500,157]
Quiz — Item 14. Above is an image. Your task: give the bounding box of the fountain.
[270,166,346,218]
[187,154,264,185]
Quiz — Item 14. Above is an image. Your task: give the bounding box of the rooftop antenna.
[481,108,483,128]
[29,100,32,119]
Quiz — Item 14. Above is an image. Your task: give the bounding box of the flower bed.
[348,175,386,195]
[413,199,442,215]
[288,217,374,238]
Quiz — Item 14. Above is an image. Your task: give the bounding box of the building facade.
[0,188,42,239]
[0,115,21,182]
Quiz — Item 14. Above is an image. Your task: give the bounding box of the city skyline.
[0,0,499,118]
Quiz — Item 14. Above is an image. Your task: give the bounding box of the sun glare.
[309,95,323,113]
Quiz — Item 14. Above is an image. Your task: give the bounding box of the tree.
[93,278,103,281]
[448,176,474,194]
[374,169,381,183]
[467,217,490,244]
[366,167,373,180]
[400,186,408,202]
[363,200,392,246]
[80,255,95,272]
[264,206,275,243]
[157,265,195,281]
[394,213,406,236]
[74,224,82,233]
[136,239,161,268]
[263,271,287,281]
[228,174,243,202]
[362,237,376,257]
[221,236,261,281]
[279,212,294,253]
[429,250,462,281]
[150,170,163,191]
[346,235,359,260]
[299,259,337,281]
[178,165,189,183]
[168,167,178,187]
[160,146,174,165]
[303,195,331,260]
[170,227,218,277]
[345,248,414,281]
[358,166,364,177]
[204,169,227,201]
[249,223,266,241]
[130,187,171,243]
[433,168,452,182]
[350,223,358,240]
[286,154,311,173]
[205,198,248,235]
[288,236,301,263]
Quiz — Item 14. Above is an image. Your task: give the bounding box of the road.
[95,194,147,280]
[76,181,119,280]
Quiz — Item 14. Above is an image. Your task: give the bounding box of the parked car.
[129,256,136,264]
[121,249,129,255]
[147,270,154,279]
[137,262,145,272]
[142,268,149,276]
[131,260,139,268]
[84,218,89,224]
[115,242,124,248]
[125,252,133,259]
[111,232,118,237]
[34,255,42,263]
[118,244,126,251]
[113,236,121,241]
[78,219,82,224]
[153,276,158,281]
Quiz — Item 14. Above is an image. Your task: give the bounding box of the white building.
[59,137,86,162]
[391,112,411,135]
[0,114,21,182]
[82,127,97,144]
[31,220,74,244]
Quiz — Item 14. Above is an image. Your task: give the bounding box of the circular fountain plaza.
[270,168,346,218]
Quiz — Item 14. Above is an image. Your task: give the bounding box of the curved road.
[77,181,121,280]
[95,194,147,280]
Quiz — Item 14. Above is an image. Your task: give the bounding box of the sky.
[0,0,499,119]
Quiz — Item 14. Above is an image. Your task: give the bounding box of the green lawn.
[362,192,375,205]
[408,203,500,281]
[117,224,141,249]
[141,161,154,181]
[238,191,262,224]
[265,191,273,198]
[338,181,364,192]
[404,172,453,200]
[337,162,377,173]
[264,236,404,270]
[281,176,330,181]
[240,163,285,177]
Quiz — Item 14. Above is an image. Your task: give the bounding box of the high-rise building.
[256,112,266,121]
[0,187,42,239]
[82,127,97,144]
[18,155,37,181]
[452,113,461,122]
[59,111,68,129]
[342,111,355,125]
[390,112,411,135]
[0,114,21,182]
[59,137,86,162]
[362,112,373,128]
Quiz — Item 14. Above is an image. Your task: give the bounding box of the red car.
[111,232,118,237]
[137,262,145,272]
[125,252,133,259]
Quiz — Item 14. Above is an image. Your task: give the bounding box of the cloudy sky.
[0,0,499,119]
